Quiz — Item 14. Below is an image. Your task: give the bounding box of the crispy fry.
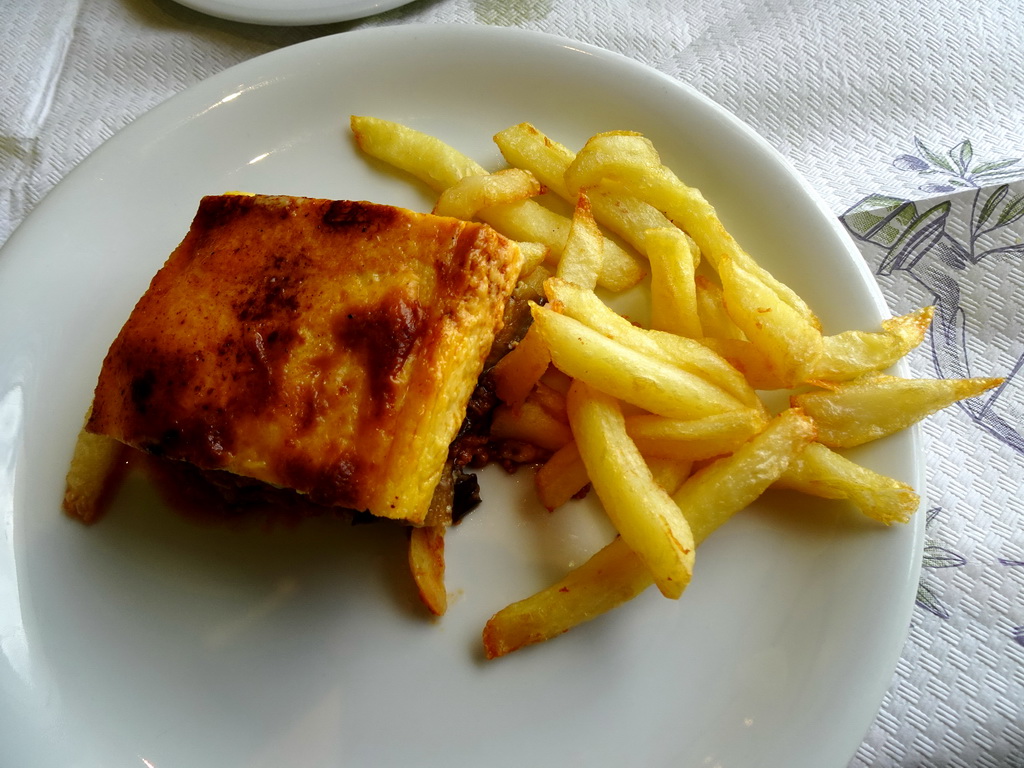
[532,304,745,419]
[351,116,642,291]
[808,306,934,382]
[490,396,573,452]
[563,130,818,326]
[433,168,543,220]
[516,241,549,276]
[409,525,448,616]
[792,374,1003,448]
[484,409,815,658]
[482,536,652,659]
[62,420,130,524]
[695,337,789,391]
[646,457,693,496]
[351,114,485,190]
[491,324,551,408]
[555,193,604,290]
[647,227,702,338]
[774,442,920,524]
[718,254,823,387]
[545,277,761,409]
[567,381,695,598]
[672,408,817,543]
[494,121,672,256]
[624,410,769,461]
[695,274,746,340]
[534,441,590,511]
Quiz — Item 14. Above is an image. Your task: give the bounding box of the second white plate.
[172,0,415,25]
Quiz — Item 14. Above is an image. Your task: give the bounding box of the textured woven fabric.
[2,1,1022,765]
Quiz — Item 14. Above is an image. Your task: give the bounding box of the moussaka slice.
[85,194,523,525]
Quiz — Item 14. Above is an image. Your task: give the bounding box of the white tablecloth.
[3,1,1023,765]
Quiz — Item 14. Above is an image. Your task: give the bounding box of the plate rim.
[168,0,416,26]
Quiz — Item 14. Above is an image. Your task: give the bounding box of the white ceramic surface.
[172,0,413,25]
[0,25,924,768]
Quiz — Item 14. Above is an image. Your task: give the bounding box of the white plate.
[172,0,414,25]
[0,25,924,768]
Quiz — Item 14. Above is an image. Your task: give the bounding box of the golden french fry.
[433,168,543,220]
[62,421,130,524]
[672,408,817,543]
[563,130,818,327]
[695,274,746,340]
[808,306,934,382]
[539,366,573,395]
[792,374,1003,448]
[351,116,642,292]
[351,114,486,189]
[534,440,590,511]
[624,409,769,461]
[409,525,448,616]
[646,457,693,496]
[493,123,575,198]
[647,227,702,338]
[490,397,573,452]
[482,536,652,659]
[545,277,761,409]
[491,324,551,408]
[774,442,920,524]
[494,122,672,256]
[536,434,696,512]
[516,241,549,276]
[695,337,789,391]
[567,380,695,598]
[718,254,824,387]
[528,381,568,423]
[532,304,745,419]
[555,193,604,290]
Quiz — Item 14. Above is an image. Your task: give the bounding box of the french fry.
[409,525,448,616]
[516,241,549,276]
[528,381,569,423]
[563,130,818,327]
[62,420,130,523]
[351,116,643,292]
[624,410,769,461]
[718,253,823,387]
[347,117,968,659]
[646,227,702,338]
[539,366,573,395]
[491,324,551,408]
[773,442,920,525]
[695,274,746,340]
[490,396,573,452]
[808,306,934,382]
[672,408,817,543]
[531,304,745,419]
[483,409,814,658]
[696,337,789,391]
[433,168,543,220]
[351,114,485,190]
[646,457,693,496]
[567,381,694,598]
[555,193,604,290]
[792,374,1003,448]
[493,121,673,256]
[534,441,589,511]
[482,536,652,659]
[545,277,761,409]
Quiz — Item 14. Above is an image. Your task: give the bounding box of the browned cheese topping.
[87,194,523,524]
